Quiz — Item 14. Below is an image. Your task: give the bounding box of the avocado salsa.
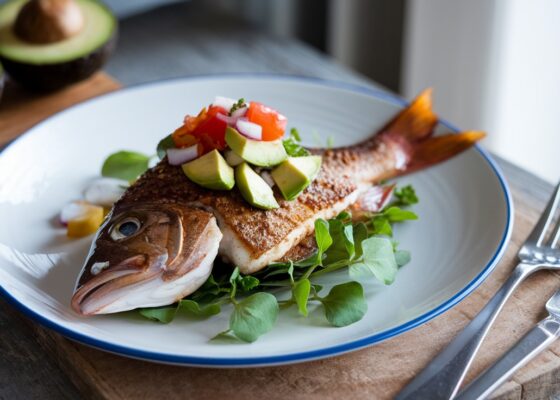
[162,97,322,210]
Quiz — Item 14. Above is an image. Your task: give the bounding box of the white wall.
[403,0,560,183]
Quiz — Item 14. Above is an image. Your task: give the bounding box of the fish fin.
[382,88,438,142]
[405,131,486,173]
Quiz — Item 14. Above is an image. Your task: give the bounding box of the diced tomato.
[191,106,228,150]
[172,128,199,148]
[172,106,229,150]
[246,102,287,141]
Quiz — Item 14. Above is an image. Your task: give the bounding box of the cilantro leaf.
[229,98,246,116]
[101,151,150,182]
[283,128,310,157]
[230,292,279,342]
[320,282,367,327]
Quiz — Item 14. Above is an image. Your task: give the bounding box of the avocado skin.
[0,30,117,92]
[0,69,4,102]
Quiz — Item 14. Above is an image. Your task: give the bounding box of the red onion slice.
[216,112,237,125]
[231,106,247,118]
[236,118,262,140]
[60,201,90,226]
[212,96,236,112]
[84,178,127,207]
[167,145,199,165]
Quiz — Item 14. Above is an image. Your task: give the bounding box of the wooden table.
[0,4,557,400]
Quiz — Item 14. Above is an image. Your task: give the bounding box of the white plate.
[0,75,513,367]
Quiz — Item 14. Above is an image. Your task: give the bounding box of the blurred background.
[4,0,558,182]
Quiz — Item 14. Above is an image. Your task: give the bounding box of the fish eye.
[111,218,141,240]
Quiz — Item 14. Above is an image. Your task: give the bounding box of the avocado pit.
[14,0,84,44]
[0,0,117,91]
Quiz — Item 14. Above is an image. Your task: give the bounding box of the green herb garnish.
[156,134,175,160]
[283,128,310,157]
[229,98,246,116]
[101,151,151,182]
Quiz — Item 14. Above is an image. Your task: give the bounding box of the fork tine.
[527,182,560,247]
[551,217,560,248]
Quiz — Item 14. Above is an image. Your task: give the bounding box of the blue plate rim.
[0,73,514,367]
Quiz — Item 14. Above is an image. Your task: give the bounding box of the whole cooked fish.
[71,90,484,315]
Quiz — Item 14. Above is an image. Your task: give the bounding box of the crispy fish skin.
[71,89,485,315]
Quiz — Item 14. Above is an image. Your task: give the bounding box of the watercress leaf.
[262,267,291,280]
[230,292,279,342]
[210,330,242,343]
[372,216,393,236]
[353,222,368,259]
[395,249,411,267]
[392,185,418,206]
[178,300,221,318]
[336,211,352,222]
[288,261,295,282]
[101,151,150,181]
[383,207,418,222]
[229,267,240,285]
[239,276,260,292]
[353,237,398,284]
[139,306,177,323]
[324,220,355,264]
[311,283,323,294]
[292,278,311,316]
[343,224,355,258]
[156,134,175,159]
[314,219,333,260]
[320,282,367,327]
[294,253,320,267]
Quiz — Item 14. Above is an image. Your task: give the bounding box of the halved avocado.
[0,0,117,91]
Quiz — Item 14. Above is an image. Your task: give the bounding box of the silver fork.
[396,182,560,400]
[455,288,560,400]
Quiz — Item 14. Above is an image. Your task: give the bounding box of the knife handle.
[455,317,560,400]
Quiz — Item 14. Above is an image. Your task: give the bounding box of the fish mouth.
[71,254,164,316]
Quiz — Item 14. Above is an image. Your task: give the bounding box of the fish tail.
[404,131,486,173]
[382,88,438,142]
[381,89,485,174]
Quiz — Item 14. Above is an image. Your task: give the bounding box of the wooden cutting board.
[1,74,559,400]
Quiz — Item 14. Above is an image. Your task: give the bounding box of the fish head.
[71,203,222,315]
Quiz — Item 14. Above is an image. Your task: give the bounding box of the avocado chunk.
[235,163,279,210]
[224,149,244,167]
[0,0,117,91]
[225,127,287,167]
[182,150,235,190]
[271,156,322,200]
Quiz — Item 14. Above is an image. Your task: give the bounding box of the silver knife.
[456,289,560,400]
